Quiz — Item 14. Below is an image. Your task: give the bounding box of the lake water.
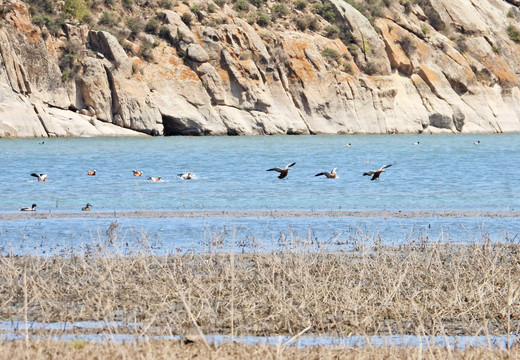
[1,134,520,254]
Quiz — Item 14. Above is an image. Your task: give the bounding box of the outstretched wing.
[315,172,326,177]
[30,173,40,179]
[363,171,375,176]
[379,163,394,171]
[286,162,296,168]
[267,167,283,173]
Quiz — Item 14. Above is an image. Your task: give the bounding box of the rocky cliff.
[1,0,520,137]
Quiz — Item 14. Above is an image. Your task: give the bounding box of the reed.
[0,230,519,356]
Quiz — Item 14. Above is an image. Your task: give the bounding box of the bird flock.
[20,139,482,212]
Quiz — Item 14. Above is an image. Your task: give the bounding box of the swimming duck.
[178,172,192,180]
[31,173,47,182]
[363,164,394,181]
[267,162,296,179]
[315,167,338,179]
[87,170,96,176]
[133,170,143,176]
[474,140,480,145]
[20,204,37,211]
[412,141,420,145]
[82,203,92,211]
[148,176,162,182]
[345,143,352,147]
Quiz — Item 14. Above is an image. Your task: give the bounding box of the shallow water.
[0,320,515,349]
[1,134,520,254]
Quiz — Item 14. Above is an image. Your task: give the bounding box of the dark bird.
[133,170,143,176]
[178,172,193,180]
[363,164,394,181]
[82,203,92,211]
[31,173,47,182]
[87,169,96,176]
[20,204,37,211]
[315,167,338,179]
[267,162,296,179]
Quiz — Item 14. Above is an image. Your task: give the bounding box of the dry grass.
[0,234,519,356]
[1,339,520,359]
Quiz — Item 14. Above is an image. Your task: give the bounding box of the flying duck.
[267,162,296,179]
[20,204,37,211]
[31,173,47,182]
[363,164,393,181]
[315,167,338,179]
[82,203,92,211]
[178,172,193,180]
[87,169,96,176]
[133,170,143,176]
[148,176,162,182]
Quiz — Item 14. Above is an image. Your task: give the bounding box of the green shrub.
[455,35,468,53]
[181,12,193,25]
[140,39,154,61]
[98,12,117,27]
[248,0,263,7]
[325,25,339,38]
[399,35,416,55]
[208,3,216,12]
[158,0,173,9]
[322,47,340,59]
[32,14,53,27]
[256,12,270,26]
[145,18,159,34]
[362,61,378,75]
[62,0,90,21]
[308,15,319,31]
[234,0,249,11]
[342,61,353,74]
[508,25,520,43]
[295,0,306,11]
[296,16,309,31]
[126,17,144,35]
[122,0,133,10]
[273,3,287,18]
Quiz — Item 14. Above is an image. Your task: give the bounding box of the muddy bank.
[2,209,520,220]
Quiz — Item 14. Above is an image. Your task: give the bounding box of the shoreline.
[1,209,520,220]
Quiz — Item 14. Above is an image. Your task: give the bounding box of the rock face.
[1,0,520,137]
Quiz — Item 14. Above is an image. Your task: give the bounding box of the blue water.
[1,134,520,254]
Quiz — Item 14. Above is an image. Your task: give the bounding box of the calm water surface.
[1,134,519,253]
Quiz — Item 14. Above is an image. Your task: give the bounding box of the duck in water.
[20,204,37,211]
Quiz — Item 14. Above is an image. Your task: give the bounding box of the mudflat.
[2,209,520,220]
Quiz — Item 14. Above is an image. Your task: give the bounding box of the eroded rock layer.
[1,0,520,137]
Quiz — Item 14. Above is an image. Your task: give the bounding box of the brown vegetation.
[1,235,519,340]
[1,339,520,359]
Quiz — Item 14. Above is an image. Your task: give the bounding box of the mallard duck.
[267,162,296,179]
